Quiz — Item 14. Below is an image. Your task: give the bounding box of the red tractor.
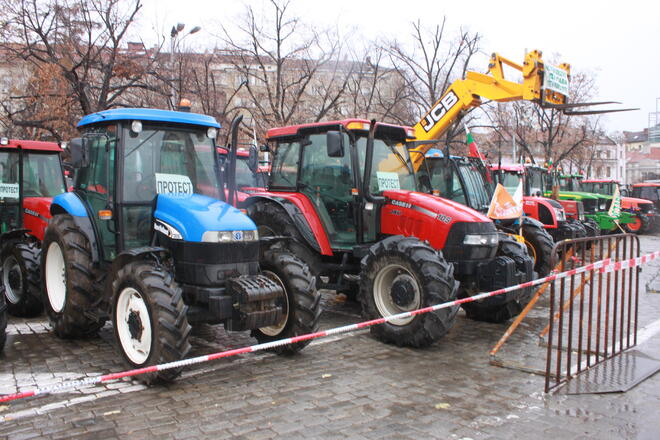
[0,139,67,317]
[244,119,534,347]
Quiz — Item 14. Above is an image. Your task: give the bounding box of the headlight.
[463,234,498,246]
[554,207,566,222]
[201,229,259,243]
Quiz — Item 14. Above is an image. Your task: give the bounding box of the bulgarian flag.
[465,125,491,183]
[466,125,485,160]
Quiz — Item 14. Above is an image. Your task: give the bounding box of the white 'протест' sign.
[0,182,19,198]
[376,171,400,191]
[155,173,194,196]
[543,63,570,98]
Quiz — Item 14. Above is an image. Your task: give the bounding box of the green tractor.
[555,173,636,233]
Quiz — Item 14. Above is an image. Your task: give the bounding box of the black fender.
[0,229,34,247]
[244,195,323,254]
[50,195,101,264]
[110,246,170,281]
[520,216,546,229]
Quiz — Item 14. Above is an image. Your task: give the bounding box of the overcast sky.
[137,0,660,134]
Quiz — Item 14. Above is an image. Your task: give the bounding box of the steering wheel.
[126,172,155,201]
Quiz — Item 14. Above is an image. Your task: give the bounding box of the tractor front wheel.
[521,220,554,277]
[112,260,191,384]
[42,215,105,338]
[623,215,643,234]
[1,241,43,317]
[252,248,321,354]
[360,236,458,347]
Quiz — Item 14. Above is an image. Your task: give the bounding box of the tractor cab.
[417,149,492,212]
[0,139,66,238]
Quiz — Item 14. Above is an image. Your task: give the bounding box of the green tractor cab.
[555,173,635,232]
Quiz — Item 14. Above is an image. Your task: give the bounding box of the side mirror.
[247,146,259,172]
[259,144,269,152]
[326,131,344,158]
[69,138,89,168]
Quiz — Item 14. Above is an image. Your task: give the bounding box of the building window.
[606,166,611,177]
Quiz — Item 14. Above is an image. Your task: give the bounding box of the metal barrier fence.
[544,233,640,393]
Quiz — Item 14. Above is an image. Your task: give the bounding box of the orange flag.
[487,182,523,220]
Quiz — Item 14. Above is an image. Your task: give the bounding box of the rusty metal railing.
[544,233,641,393]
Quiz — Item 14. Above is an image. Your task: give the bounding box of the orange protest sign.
[487,182,523,220]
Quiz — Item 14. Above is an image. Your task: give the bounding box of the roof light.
[0,137,8,145]
[207,128,217,139]
[131,120,143,133]
[346,122,370,131]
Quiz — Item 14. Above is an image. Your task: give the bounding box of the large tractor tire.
[582,218,600,237]
[112,260,191,384]
[42,214,105,338]
[462,235,534,323]
[247,201,323,278]
[1,241,43,317]
[360,235,458,348]
[252,248,321,354]
[0,290,7,352]
[520,220,554,277]
[567,218,587,238]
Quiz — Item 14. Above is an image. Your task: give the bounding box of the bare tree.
[0,0,159,139]
[482,69,603,165]
[383,18,480,145]
[216,0,350,136]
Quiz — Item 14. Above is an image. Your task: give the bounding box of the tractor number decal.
[0,182,19,198]
[436,214,452,224]
[155,173,194,196]
[420,91,459,133]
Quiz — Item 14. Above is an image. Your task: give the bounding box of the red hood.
[384,190,491,223]
[622,196,654,209]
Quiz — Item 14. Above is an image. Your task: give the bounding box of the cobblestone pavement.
[1,234,659,439]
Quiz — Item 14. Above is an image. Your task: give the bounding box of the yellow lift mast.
[408,50,570,169]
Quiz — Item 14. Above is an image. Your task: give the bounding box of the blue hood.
[154,194,256,242]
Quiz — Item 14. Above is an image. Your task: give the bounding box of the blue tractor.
[41,109,320,382]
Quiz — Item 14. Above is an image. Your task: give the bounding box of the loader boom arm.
[410,50,569,169]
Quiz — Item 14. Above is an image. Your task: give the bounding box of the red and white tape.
[2,250,658,404]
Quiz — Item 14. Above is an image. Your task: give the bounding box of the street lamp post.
[170,23,201,109]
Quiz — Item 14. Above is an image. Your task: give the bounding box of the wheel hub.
[391,275,417,308]
[7,267,22,291]
[127,310,144,341]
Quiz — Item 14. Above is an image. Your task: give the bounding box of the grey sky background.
[136,0,660,134]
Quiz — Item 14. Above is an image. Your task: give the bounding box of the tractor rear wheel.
[0,290,7,352]
[360,235,458,347]
[247,201,323,278]
[112,260,191,384]
[1,241,43,317]
[462,235,534,323]
[42,215,105,338]
[520,220,554,277]
[252,248,321,354]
